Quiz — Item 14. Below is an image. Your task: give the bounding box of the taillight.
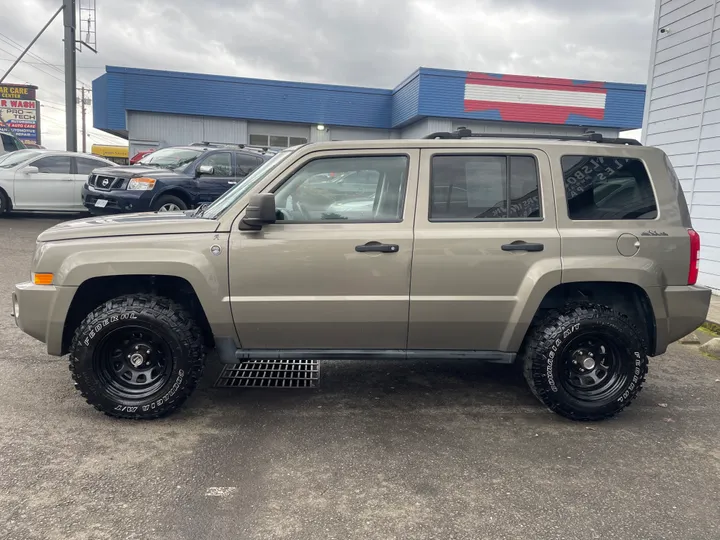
[688,228,700,285]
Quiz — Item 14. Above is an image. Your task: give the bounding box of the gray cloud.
[1,0,654,149]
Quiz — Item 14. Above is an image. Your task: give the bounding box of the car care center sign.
[0,84,39,145]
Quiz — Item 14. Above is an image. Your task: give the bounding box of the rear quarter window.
[561,155,658,220]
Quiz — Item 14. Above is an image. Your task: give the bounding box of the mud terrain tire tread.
[520,303,648,421]
[69,294,205,419]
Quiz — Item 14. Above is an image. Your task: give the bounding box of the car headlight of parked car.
[127,177,156,191]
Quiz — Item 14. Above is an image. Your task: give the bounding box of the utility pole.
[63,0,77,151]
[77,86,91,153]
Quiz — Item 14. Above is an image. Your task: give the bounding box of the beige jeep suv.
[12,129,711,421]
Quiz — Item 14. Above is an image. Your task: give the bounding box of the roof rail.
[423,127,642,146]
[188,141,279,154]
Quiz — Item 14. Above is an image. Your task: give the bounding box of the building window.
[561,156,658,220]
[430,155,541,220]
[248,134,309,148]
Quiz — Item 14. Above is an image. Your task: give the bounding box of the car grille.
[89,174,124,190]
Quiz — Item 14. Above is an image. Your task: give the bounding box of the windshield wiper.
[194,203,210,217]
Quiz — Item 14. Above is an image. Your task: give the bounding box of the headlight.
[127,177,156,191]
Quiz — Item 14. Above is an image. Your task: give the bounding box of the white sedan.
[0,149,117,215]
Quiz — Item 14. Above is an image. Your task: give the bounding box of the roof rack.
[188,141,279,154]
[423,127,642,146]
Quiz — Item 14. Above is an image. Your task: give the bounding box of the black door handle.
[355,241,400,253]
[501,241,544,252]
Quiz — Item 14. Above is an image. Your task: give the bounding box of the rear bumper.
[82,184,152,214]
[655,285,711,354]
[12,282,77,356]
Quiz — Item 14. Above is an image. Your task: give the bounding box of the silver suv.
[12,130,711,421]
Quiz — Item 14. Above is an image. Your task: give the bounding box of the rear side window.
[430,155,541,220]
[561,156,658,220]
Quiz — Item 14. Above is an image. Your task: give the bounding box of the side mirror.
[196,164,214,177]
[240,193,276,230]
[22,166,39,175]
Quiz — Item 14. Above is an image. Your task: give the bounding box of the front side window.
[198,152,232,177]
[32,155,71,174]
[561,156,658,220]
[273,155,408,222]
[430,155,541,220]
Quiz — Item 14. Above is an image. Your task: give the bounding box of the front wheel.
[152,194,188,212]
[521,304,648,421]
[69,294,205,419]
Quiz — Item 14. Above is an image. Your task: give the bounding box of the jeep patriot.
[11,129,711,421]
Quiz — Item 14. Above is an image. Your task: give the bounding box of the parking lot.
[0,215,718,540]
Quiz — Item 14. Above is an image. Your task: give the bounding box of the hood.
[93,165,189,179]
[38,211,219,242]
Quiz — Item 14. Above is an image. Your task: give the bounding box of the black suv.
[82,144,274,213]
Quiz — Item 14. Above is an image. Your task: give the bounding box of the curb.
[703,320,720,335]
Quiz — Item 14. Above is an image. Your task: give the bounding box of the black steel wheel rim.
[93,325,174,401]
[559,331,630,403]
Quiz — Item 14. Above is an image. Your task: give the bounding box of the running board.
[214,339,515,365]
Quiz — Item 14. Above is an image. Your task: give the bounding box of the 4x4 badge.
[210,245,222,256]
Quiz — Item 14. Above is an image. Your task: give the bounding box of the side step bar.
[214,338,515,365]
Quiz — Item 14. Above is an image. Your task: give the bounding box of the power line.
[0,32,65,76]
[0,56,103,69]
[0,44,65,83]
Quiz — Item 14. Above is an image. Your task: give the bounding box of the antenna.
[77,0,97,53]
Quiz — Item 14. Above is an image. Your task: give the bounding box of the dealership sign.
[0,85,39,145]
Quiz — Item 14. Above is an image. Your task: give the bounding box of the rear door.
[194,151,235,204]
[234,153,263,184]
[13,154,74,210]
[409,148,562,352]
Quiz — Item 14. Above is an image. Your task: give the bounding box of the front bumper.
[12,282,78,356]
[82,184,153,214]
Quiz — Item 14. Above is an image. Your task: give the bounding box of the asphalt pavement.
[1,214,719,540]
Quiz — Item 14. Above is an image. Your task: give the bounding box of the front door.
[194,152,235,204]
[13,154,74,210]
[409,148,562,352]
[228,150,419,350]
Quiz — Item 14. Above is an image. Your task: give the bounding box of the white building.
[644,0,720,290]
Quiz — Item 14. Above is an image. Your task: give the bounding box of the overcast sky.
[1,0,655,150]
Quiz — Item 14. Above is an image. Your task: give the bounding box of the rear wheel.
[521,304,648,421]
[152,194,187,212]
[69,294,205,419]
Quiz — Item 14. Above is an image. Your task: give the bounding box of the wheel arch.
[523,281,658,356]
[0,184,13,212]
[151,188,193,210]
[62,275,215,356]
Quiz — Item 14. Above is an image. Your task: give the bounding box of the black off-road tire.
[152,194,187,212]
[0,188,9,216]
[69,294,205,419]
[520,304,648,421]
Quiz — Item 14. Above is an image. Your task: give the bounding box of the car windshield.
[0,149,41,168]
[137,148,202,170]
[200,147,297,219]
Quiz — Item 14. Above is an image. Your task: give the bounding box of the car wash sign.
[0,84,39,145]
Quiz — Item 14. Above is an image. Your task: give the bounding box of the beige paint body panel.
[409,148,561,351]
[228,149,420,349]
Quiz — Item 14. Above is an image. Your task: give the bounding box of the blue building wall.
[93,66,646,135]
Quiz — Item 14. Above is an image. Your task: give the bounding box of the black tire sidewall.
[71,309,193,417]
[533,311,646,418]
[0,189,8,215]
[152,195,187,212]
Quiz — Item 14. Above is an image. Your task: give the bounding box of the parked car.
[83,144,274,214]
[130,148,154,165]
[0,132,26,156]
[0,149,117,215]
[12,130,711,421]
